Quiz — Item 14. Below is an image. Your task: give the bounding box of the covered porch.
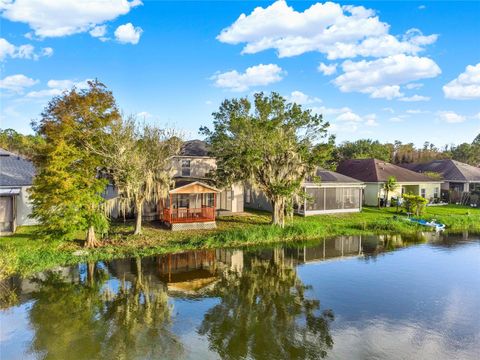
[160,181,219,230]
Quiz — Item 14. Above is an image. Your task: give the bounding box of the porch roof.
[169,181,220,194]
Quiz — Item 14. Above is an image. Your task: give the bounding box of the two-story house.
[159,140,244,230]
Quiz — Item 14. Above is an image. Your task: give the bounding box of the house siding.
[16,186,37,226]
[363,182,442,206]
[170,155,244,214]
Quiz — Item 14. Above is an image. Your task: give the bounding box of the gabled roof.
[169,181,219,194]
[0,148,35,187]
[399,159,480,182]
[306,168,363,184]
[180,140,209,157]
[336,158,437,183]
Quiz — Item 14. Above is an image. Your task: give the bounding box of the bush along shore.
[1,205,479,279]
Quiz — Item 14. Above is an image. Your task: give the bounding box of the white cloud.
[26,78,90,98]
[333,54,440,99]
[389,117,404,122]
[336,111,362,122]
[0,74,38,93]
[288,90,321,105]
[405,82,423,89]
[443,63,480,100]
[114,23,143,44]
[418,5,426,10]
[398,94,430,102]
[0,38,53,61]
[363,114,379,126]
[217,1,437,59]
[318,62,337,75]
[0,0,142,38]
[136,111,152,119]
[312,105,378,133]
[89,25,107,38]
[382,107,395,113]
[370,86,403,100]
[437,111,465,124]
[211,64,285,92]
[406,109,429,114]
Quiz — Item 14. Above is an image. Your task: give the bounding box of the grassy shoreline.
[1,205,479,279]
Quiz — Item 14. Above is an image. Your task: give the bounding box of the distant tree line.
[332,137,480,167]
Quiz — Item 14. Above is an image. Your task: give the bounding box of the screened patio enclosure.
[297,186,363,215]
[160,181,219,227]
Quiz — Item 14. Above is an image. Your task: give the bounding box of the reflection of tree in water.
[199,254,334,360]
[27,260,182,360]
[362,233,429,260]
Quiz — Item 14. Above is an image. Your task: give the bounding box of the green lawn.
[1,205,479,279]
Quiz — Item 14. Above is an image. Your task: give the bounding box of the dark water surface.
[1,232,479,360]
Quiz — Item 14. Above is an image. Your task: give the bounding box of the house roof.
[399,159,480,182]
[180,140,209,157]
[169,181,219,194]
[0,148,35,187]
[307,168,363,184]
[336,158,437,183]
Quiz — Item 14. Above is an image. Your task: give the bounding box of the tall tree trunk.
[134,200,143,235]
[85,225,100,248]
[272,198,285,228]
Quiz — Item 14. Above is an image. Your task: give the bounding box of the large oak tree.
[201,92,331,227]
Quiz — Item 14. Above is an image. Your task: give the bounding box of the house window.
[177,195,189,208]
[246,189,251,204]
[420,188,426,198]
[434,187,439,198]
[181,160,191,177]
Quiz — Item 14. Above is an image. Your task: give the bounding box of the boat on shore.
[407,218,446,231]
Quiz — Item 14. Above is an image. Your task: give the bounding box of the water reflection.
[199,253,334,360]
[1,232,479,360]
[24,261,181,360]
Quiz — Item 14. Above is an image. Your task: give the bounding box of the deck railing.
[162,207,215,224]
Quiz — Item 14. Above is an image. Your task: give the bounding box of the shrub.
[402,194,428,216]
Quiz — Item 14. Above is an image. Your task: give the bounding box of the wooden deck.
[162,207,215,224]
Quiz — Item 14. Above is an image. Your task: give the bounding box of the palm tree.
[383,176,398,207]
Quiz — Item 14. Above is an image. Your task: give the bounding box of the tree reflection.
[27,260,181,360]
[199,252,334,360]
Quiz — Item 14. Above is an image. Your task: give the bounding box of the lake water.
[1,232,479,360]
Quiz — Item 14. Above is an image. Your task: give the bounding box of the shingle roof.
[0,148,35,186]
[180,140,209,157]
[308,168,363,184]
[336,158,436,183]
[399,159,480,182]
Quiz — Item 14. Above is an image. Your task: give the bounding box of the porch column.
[213,193,217,220]
[169,194,173,223]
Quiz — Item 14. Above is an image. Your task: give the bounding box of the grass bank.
[1,205,479,278]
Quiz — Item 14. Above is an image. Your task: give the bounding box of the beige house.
[337,159,443,206]
[159,140,244,230]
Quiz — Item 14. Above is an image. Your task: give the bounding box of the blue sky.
[1,0,479,146]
